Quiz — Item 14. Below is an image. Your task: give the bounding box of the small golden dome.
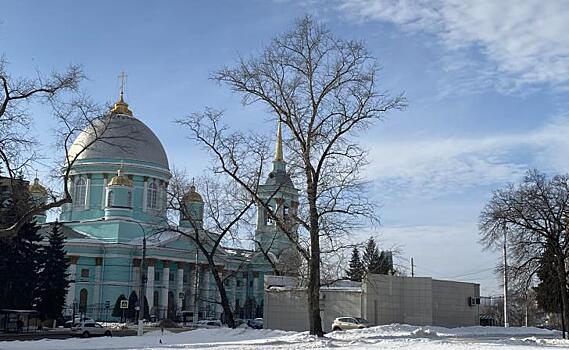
[28,178,48,195]
[183,185,203,203]
[108,168,133,187]
[110,91,133,116]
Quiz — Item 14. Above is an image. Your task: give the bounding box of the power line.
[440,267,495,279]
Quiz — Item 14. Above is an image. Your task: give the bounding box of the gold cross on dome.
[118,71,128,96]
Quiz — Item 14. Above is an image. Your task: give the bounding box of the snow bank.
[0,327,292,350]
[326,323,560,341]
[0,324,563,350]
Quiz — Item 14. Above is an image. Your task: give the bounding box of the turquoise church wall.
[54,95,297,322]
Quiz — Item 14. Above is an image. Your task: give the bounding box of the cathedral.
[29,89,299,322]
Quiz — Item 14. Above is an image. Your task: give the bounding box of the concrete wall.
[432,279,480,327]
[264,288,309,332]
[264,275,480,331]
[320,289,362,332]
[363,275,479,327]
[363,275,433,326]
[263,284,361,332]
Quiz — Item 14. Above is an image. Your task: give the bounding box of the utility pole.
[193,250,199,323]
[137,233,147,336]
[411,257,415,277]
[503,228,509,328]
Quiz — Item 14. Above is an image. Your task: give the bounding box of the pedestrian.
[16,319,24,333]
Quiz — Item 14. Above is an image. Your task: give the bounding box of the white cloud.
[339,0,569,90]
[367,116,569,199]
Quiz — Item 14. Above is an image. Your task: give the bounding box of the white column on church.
[229,272,237,310]
[203,266,211,317]
[146,261,155,315]
[176,262,184,313]
[84,177,91,209]
[65,256,79,315]
[132,261,141,297]
[189,263,199,320]
[101,178,107,209]
[161,262,170,319]
[142,179,148,212]
[92,258,102,320]
[253,274,259,299]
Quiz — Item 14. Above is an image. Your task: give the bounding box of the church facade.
[32,91,299,322]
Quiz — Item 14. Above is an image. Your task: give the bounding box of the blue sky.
[3,0,569,295]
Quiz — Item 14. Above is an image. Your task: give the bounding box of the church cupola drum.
[61,78,171,224]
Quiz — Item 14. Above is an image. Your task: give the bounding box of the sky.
[2,0,569,295]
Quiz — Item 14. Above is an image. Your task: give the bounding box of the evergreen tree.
[378,251,393,275]
[143,296,150,320]
[112,294,128,319]
[362,238,393,275]
[535,246,564,313]
[36,222,70,320]
[346,247,365,281]
[363,238,383,274]
[0,222,43,309]
[127,290,139,321]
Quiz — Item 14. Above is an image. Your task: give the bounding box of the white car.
[331,317,371,331]
[195,319,222,328]
[71,321,112,338]
[65,317,96,328]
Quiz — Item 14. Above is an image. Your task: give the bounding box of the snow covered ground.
[1,324,567,350]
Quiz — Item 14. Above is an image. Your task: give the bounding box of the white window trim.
[85,177,91,209]
[142,180,148,212]
[73,177,87,210]
[101,178,108,209]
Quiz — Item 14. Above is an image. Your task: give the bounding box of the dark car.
[247,318,263,329]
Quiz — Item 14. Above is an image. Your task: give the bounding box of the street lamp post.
[503,228,509,328]
[138,233,147,336]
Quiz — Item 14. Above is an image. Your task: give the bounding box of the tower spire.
[275,119,283,162]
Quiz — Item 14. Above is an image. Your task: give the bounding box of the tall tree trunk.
[307,230,322,336]
[561,307,566,339]
[307,183,323,336]
[208,259,236,328]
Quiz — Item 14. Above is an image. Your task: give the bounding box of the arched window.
[73,177,87,208]
[147,181,158,210]
[79,288,88,314]
[107,191,113,207]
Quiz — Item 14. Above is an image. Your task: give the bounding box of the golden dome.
[110,91,133,116]
[28,178,48,195]
[108,168,133,187]
[183,185,203,203]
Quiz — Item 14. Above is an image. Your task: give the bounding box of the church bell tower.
[255,121,299,261]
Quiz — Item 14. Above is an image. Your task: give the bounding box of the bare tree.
[0,58,123,237]
[165,169,263,328]
[479,169,569,337]
[181,16,405,336]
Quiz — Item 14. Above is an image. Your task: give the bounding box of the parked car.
[71,321,112,338]
[64,317,96,328]
[331,317,371,331]
[195,319,222,328]
[247,318,263,329]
